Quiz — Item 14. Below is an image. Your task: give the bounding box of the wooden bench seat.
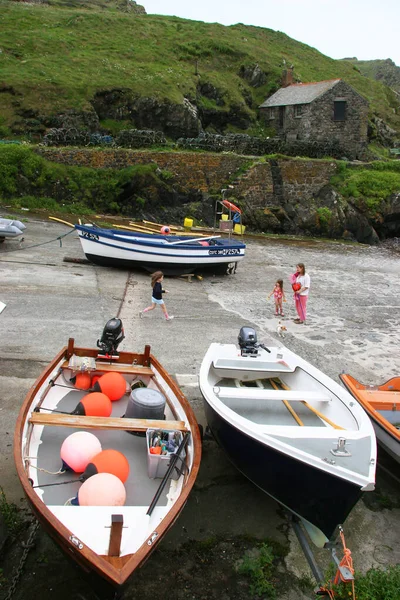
[29,412,188,432]
[61,360,154,376]
[213,386,331,402]
[358,390,399,412]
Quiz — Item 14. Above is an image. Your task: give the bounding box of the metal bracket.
[331,437,351,457]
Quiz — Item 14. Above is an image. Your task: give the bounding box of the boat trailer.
[291,516,355,597]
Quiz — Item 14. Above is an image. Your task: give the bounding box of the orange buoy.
[71,392,112,417]
[74,372,92,390]
[81,449,130,483]
[92,372,127,401]
[91,374,101,386]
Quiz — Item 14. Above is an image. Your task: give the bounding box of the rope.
[317,529,355,600]
[0,228,75,254]
[24,459,66,476]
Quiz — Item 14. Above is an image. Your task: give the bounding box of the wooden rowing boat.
[14,334,202,589]
[199,327,376,547]
[340,374,400,464]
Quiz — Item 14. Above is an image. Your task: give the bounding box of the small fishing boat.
[14,319,202,588]
[75,223,246,275]
[0,217,26,241]
[340,374,400,464]
[199,327,376,546]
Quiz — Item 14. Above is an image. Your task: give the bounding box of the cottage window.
[334,100,347,121]
[268,107,275,120]
[294,104,304,117]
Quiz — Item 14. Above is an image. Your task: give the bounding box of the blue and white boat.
[75,224,246,275]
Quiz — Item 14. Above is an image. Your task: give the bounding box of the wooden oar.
[274,379,344,430]
[166,235,221,246]
[270,380,304,426]
[49,217,74,228]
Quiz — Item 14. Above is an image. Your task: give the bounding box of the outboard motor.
[238,326,259,357]
[97,318,125,358]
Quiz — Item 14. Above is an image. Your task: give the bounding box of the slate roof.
[259,79,341,108]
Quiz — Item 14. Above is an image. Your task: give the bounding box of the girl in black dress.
[140,271,174,321]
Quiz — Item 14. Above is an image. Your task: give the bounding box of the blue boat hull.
[203,399,363,541]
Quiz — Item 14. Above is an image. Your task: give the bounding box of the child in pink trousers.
[268,279,286,317]
[290,263,310,324]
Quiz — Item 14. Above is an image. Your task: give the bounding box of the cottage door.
[279,106,285,128]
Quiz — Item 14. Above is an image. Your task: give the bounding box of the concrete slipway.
[0,216,399,599]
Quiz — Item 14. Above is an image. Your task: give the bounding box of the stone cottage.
[259,70,369,158]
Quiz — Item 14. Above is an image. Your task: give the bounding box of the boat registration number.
[208,248,241,256]
[82,232,99,241]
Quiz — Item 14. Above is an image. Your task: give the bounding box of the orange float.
[92,372,127,401]
[74,372,92,390]
[71,392,112,417]
[222,199,242,214]
[81,449,130,483]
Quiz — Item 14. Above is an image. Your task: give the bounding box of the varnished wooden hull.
[14,341,202,587]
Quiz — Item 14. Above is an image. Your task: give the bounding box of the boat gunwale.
[14,341,202,587]
[75,225,246,250]
[340,374,400,443]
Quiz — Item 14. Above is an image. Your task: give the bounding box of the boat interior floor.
[35,390,176,507]
[216,377,325,427]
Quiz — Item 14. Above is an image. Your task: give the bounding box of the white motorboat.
[199,326,376,546]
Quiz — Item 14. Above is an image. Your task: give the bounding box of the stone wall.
[36,148,249,193]
[34,147,383,243]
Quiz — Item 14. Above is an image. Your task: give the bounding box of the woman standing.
[292,263,310,324]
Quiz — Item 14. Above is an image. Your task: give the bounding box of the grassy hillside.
[341,58,400,95]
[0,0,399,136]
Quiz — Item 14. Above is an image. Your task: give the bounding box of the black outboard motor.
[97,318,125,357]
[238,326,271,357]
[238,326,258,357]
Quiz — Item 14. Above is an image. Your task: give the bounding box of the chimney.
[281,66,294,88]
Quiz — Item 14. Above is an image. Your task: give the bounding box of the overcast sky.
[142,0,400,67]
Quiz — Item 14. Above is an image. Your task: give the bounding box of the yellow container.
[221,214,229,221]
[184,217,193,228]
[234,224,245,235]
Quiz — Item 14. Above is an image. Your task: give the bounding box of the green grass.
[237,542,277,598]
[332,565,400,600]
[0,0,399,135]
[0,487,24,538]
[333,164,400,213]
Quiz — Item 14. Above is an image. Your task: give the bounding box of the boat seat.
[61,360,154,376]
[212,358,294,373]
[357,390,399,411]
[213,387,331,402]
[29,413,188,432]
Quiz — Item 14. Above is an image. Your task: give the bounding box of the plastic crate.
[146,429,185,479]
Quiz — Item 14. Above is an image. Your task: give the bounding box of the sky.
[141,0,400,67]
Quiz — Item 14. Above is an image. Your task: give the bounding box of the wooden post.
[108,514,123,557]
[144,344,151,367]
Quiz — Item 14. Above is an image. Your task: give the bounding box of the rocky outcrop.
[91,91,201,139]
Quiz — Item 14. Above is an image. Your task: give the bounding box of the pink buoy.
[160,226,170,234]
[78,473,126,506]
[60,432,102,473]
